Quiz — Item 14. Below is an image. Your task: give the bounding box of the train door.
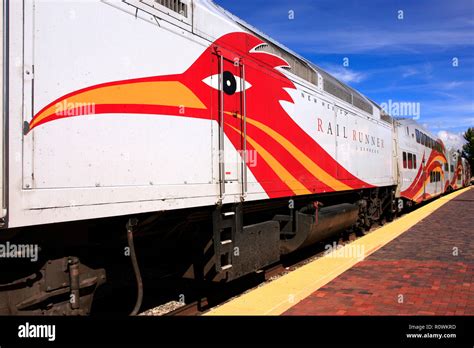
[392,135,401,195]
[422,156,427,200]
[212,48,247,201]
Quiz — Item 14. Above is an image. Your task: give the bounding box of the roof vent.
[152,0,188,17]
[249,37,317,85]
[254,43,270,51]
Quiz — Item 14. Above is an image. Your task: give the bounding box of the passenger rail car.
[395,119,468,204]
[0,0,470,315]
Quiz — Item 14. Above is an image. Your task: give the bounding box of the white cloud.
[323,66,367,84]
[276,28,474,54]
[442,81,464,90]
[402,67,419,78]
[437,130,466,151]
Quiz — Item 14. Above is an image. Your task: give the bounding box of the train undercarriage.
[0,186,397,315]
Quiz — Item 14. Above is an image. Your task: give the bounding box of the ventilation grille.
[323,79,352,104]
[153,0,188,17]
[250,37,317,85]
[254,44,269,51]
[315,67,373,115]
[352,93,373,114]
[380,112,394,124]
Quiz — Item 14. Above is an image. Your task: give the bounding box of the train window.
[403,152,407,168]
[458,173,462,181]
[408,153,413,169]
[451,165,454,172]
[415,129,420,143]
[436,172,440,182]
[444,163,448,171]
[430,172,433,183]
[413,155,417,169]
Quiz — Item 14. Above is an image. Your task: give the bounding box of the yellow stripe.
[226,124,311,195]
[411,157,446,201]
[30,81,206,128]
[204,186,472,315]
[227,113,352,191]
[430,155,446,165]
[413,185,425,202]
[412,168,446,201]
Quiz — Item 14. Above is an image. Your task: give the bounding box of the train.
[0,0,471,315]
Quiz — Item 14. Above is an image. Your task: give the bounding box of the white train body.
[4,0,396,228]
[1,0,471,316]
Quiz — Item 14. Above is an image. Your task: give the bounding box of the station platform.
[205,186,473,316]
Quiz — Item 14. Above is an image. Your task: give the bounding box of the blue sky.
[214,0,474,148]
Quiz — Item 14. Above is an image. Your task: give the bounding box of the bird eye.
[202,71,252,95]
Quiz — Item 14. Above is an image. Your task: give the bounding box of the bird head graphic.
[28,32,369,197]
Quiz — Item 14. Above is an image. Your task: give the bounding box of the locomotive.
[0,0,470,315]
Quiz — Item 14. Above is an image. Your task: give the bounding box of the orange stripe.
[227,113,352,191]
[30,81,206,128]
[226,123,311,195]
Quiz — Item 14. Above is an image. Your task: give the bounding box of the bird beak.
[28,78,207,132]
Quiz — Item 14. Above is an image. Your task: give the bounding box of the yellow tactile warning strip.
[204,186,472,316]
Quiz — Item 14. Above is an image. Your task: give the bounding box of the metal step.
[212,204,242,273]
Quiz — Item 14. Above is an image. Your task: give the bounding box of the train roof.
[207,0,380,117]
[396,118,436,137]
